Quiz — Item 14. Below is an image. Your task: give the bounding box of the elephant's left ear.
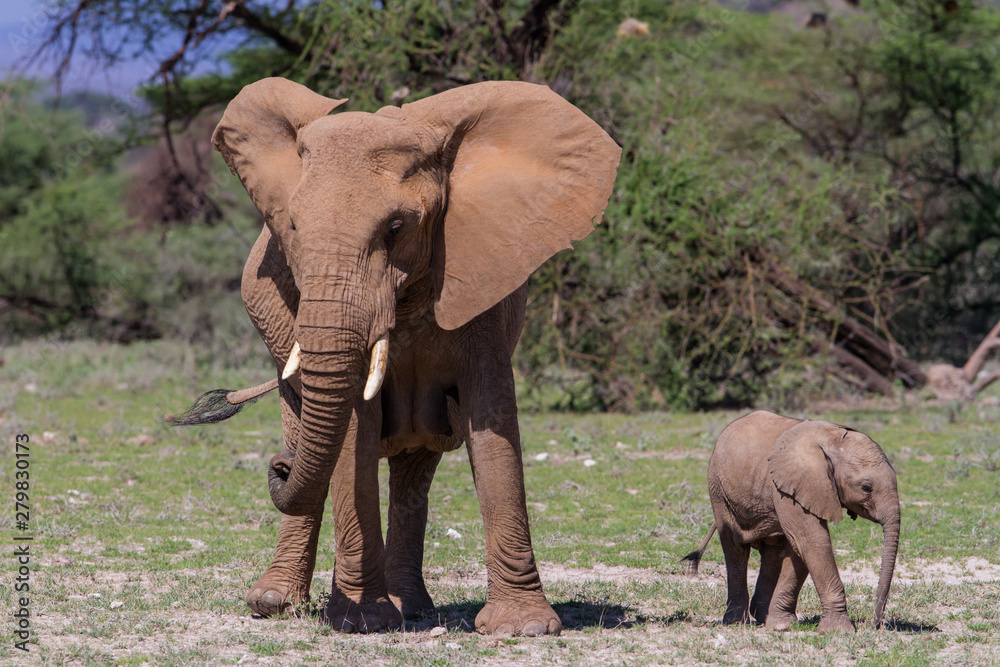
[768,422,843,522]
[392,82,621,331]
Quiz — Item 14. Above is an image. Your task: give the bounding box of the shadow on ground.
[884,619,940,633]
[277,595,696,633]
[792,615,939,634]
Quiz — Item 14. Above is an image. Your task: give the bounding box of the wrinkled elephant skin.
[684,411,900,633]
[178,78,621,635]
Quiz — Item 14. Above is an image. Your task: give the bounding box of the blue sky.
[0,0,231,96]
[1,0,155,95]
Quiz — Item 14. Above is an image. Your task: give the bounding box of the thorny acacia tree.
[29,0,579,222]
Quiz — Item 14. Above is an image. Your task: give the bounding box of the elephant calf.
[683,411,900,633]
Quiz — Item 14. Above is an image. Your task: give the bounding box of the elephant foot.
[765,610,796,632]
[323,596,403,633]
[818,614,856,634]
[722,607,751,625]
[387,582,435,619]
[749,600,768,625]
[475,597,562,636]
[247,570,310,617]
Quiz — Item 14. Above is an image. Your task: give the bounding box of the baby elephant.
[683,411,899,633]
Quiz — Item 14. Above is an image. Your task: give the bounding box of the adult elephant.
[683,411,900,633]
[173,78,620,635]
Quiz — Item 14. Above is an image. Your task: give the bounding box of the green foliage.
[298,0,520,109]
[0,82,100,220]
[0,85,127,335]
[8,1,1000,409]
[0,85,258,347]
[516,0,1000,409]
[862,0,1000,355]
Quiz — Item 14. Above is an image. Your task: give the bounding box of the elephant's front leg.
[463,366,561,637]
[776,494,855,633]
[248,511,321,616]
[385,446,442,618]
[243,228,323,617]
[249,395,323,617]
[323,397,402,633]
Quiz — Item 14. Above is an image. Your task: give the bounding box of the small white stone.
[428,626,447,638]
[445,642,461,650]
[110,601,124,609]
[67,489,80,496]
[534,452,549,461]
[446,528,462,539]
[88,593,101,598]
[24,383,38,394]
[583,459,597,467]
[546,439,558,446]
[433,542,440,548]
[714,633,727,649]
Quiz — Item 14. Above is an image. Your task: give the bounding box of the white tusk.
[281,341,301,380]
[363,337,389,401]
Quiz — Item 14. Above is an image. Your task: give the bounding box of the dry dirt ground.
[15,554,1000,666]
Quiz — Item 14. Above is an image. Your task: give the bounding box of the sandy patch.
[433,556,1000,589]
[685,556,1000,588]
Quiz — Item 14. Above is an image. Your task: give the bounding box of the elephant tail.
[680,523,717,576]
[167,378,280,426]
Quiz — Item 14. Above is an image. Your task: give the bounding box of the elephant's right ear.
[768,421,843,522]
[212,78,347,232]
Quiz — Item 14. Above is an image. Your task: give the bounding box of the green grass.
[1,340,998,665]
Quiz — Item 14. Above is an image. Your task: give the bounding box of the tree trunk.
[766,260,927,389]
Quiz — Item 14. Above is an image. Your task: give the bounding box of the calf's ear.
[768,421,843,522]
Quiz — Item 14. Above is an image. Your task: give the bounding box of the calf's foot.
[765,610,797,631]
[818,613,856,634]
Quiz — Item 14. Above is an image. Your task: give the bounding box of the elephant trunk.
[873,501,900,627]
[267,282,373,516]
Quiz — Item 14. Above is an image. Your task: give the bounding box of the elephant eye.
[861,481,874,494]
[385,219,405,247]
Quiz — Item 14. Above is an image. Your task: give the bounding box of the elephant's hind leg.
[720,529,752,624]
[750,542,783,625]
[385,446,442,618]
[764,541,808,631]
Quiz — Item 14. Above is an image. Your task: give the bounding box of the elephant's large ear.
[768,421,843,522]
[395,82,621,331]
[212,78,347,232]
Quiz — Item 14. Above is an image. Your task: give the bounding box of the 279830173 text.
[13,433,32,652]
